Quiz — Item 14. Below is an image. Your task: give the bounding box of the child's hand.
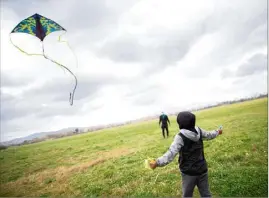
[218,129,223,135]
[149,160,157,169]
[218,126,223,135]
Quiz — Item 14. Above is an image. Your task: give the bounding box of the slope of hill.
[2,94,267,147]
[0,98,267,197]
[0,127,87,146]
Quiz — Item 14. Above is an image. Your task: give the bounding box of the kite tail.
[9,34,43,56]
[58,31,78,68]
[9,33,77,105]
[42,43,77,106]
[9,33,66,74]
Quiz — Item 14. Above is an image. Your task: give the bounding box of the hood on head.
[177,111,200,141]
[177,111,196,130]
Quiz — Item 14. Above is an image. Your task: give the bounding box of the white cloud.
[0,0,267,142]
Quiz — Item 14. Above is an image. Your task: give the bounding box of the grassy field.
[0,98,267,197]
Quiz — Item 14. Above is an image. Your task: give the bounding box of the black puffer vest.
[178,127,208,176]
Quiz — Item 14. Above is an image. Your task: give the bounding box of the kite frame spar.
[9,13,78,106]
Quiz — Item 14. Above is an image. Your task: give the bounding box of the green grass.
[0,98,267,197]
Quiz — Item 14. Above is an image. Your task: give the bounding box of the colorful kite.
[10,13,78,106]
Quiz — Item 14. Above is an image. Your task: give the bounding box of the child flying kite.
[150,111,223,197]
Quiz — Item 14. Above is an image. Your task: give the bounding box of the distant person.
[159,112,170,138]
[151,111,223,197]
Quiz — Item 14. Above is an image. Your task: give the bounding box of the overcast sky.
[1,0,267,142]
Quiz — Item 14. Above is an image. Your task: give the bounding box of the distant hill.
[1,93,267,147]
[1,127,84,146]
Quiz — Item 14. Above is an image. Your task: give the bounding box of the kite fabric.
[9,13,78,106]
[145,158,155,170]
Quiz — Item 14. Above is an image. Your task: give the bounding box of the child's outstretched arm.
[155,135,184,167]
[199,127,222,140]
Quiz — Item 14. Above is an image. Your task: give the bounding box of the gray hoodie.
[156,126,219,167]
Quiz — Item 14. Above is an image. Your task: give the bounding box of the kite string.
[41,42,77,106]
[58,31,78,68]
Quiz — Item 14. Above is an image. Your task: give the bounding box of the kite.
[9,13,78,106]
[145,158,155,170]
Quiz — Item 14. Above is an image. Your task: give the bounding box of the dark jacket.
[159,114,170,127]
[156,111,219,175]
[178,127,207,175]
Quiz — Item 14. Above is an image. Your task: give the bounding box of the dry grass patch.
[0,147,135,197]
